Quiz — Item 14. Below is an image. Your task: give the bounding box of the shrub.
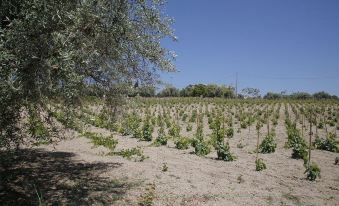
[154,127,167,146]
[210,119,225,148]
[82,132,118,150]
[317,122,324,129]
[240,121,247,129]
[314,133,338,153]
[154,135,167,146]
[208,117,213,127]
[52,110,81,131]
[168,123,180,137]
[216,142,235,161]
[195,123,204,141]
[284,125,309,161]
[165,118,171,128]
[259,134,277,153]
[305,162,321,181]
[292,141,308,162]
[27,112,50,143]
[329,121,335,127]
[141,121,153,141]
[194,139,211,156]
[92,113,111,129]
[190,110,197,122]
[121,114,140,136]
[138,183,155,206]
[285,127,304,148]
[182,113,188,121]
[133,128,143,139]
[175,137,191,150]
[113,147,148,162]
[186,124,193,132]
[151,117,156,126]
[255,158,266,171]
[225,128,234,138]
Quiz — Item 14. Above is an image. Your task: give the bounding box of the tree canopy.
[0,0,176,149]
[157,84,235,98]
[241,87,261,98]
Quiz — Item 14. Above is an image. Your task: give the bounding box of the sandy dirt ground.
[35,112,339,206]
[2,103,338,206]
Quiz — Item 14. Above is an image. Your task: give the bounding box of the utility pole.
[235,72,238,98]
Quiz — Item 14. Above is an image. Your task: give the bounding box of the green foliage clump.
[175,137,191,150]
[290,135,308,159]
[292,140,308,162]
[168,123,180,137]
[285,126,303,148]
[27,109,52,146]
[328,121,335,127]
[255,158,266,171]
[138,183,156,206]
[82,132,118,150]
[186,124,193,132]
[225,127,234,138]
[113,147,148,162]
[211,116,235,161]
[190,110,197,122]
[259,134,277,154]
[83,109,112,129]
[182,114,188,122]
[305,162,321,181]
[54,109,83,132]
[193,139,211,156]
[120,114,141,136]
[317,122,324,129]
[216,142,235,161]
[153,127,167,146]
[284,123,308,160]
[210,117,224,148]
[141,120,153,141]
[240,121,247,129]
[132,128,143,139]
[314,133,338,153]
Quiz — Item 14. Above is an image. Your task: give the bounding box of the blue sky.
[160,0,339,96]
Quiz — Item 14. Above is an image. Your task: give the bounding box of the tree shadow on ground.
[0,148,134,206]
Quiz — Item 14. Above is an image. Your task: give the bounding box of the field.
[1,98,339,205]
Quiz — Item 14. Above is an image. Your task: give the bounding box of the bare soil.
[41,125,339,205]
[1,105,338,206]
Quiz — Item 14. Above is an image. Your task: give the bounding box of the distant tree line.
[133,84,338,100]
[157,84,235,98]
[263,91,338,100]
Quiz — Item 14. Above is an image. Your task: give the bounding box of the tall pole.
[308,114,312,169]
[235,72,238,98]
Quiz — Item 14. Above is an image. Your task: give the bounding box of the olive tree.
[0,0,176,149]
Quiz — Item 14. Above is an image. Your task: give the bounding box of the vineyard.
[2,97,337,205]
[1,0,338,205]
